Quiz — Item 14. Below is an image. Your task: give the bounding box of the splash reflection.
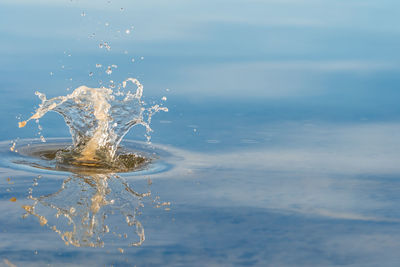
[22,173,150,248]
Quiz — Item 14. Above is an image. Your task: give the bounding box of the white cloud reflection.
[157,122,400,222]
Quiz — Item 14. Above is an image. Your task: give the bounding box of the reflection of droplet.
[70,207,76,214]
[106,66,112,75]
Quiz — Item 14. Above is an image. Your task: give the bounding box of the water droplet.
[81,11,86,17]
[120,7,124,11]
[105,22,109,27]
[125,29,130,34]
[89,72,93,77]
[40,136,46,142]
[96,64,102,68]
[140,56,144,60]
[131,58,135,63]
[105,66,112,75]
[111,64,118,68]
[161,96,167,101]
[18,121,26,128]
[124,50,128,54]
[166,88,170,92]
[50,72,54,76]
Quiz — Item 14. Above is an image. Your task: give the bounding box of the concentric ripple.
[0,138,171,175]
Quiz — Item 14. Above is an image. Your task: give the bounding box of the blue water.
[2,0,400,266]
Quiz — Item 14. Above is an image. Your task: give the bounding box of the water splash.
[19,78,167,170]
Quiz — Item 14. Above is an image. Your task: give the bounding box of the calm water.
[2,0,400,266]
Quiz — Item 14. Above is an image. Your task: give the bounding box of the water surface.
[1,0,400,266]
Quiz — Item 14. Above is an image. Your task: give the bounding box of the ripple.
[0,138,172,175]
